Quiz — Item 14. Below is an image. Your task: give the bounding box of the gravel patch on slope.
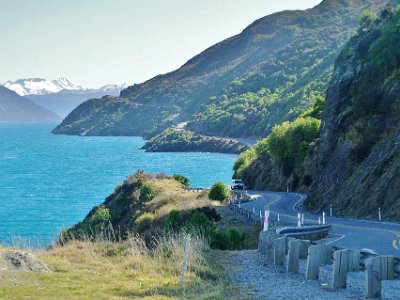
[224,250,400,300]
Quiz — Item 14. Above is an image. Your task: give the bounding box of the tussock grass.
[0,234,235,299]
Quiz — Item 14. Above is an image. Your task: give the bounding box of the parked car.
[231,179,244,190]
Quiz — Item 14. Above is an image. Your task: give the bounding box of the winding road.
[239,191,400,257]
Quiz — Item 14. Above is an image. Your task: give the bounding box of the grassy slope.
[0,238,239,299]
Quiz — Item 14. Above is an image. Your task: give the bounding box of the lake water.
[0,123,236,247]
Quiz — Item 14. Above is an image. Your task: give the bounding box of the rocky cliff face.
[53,0,386,138]
[306,4,400,220]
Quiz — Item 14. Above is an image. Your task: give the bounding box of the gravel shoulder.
[222,250,400,300]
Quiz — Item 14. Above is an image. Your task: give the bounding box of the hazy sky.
[0,0,321,88]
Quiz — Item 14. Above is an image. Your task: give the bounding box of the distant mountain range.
[2,78,127,117]
[0,86,61,122]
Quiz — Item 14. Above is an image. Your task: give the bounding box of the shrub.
[139,182,156,202]
[89,205,112,226]
[193,207,221,222]
[267,117,321,166]
[208,181,230,202]
[210,228,245,250]
[165,210,183,231]
[173,174,190,187]
[233,148,257,176]
[189,212,215,238]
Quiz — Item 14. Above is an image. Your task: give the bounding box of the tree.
[208,181,230,202]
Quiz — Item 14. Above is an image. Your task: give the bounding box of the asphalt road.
[238,191,400,257]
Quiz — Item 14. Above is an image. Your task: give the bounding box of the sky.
[0,0,321,88]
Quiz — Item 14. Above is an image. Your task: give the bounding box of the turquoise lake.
[0,123,236,247]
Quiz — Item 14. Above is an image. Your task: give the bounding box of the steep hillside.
[305,4,400,220]
[0,87,60,122]
[53,0,386,138]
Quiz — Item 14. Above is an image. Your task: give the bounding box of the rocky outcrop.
[306,5,400,220]
[0,250,49,272]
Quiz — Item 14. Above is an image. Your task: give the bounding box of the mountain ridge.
[53,0,387,138]
[0,86,61,122]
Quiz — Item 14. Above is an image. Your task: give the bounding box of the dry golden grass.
[143,179,223,221]
[0,235,238,299]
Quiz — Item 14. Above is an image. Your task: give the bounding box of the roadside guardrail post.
[299,240,311,259]
[274,237,286,265]
[347,249,361,272]
[306,244,323,280]
[321,244,333,265]
[332,249,349,289]
[365,256,382,299]
[287,239,301,273]
[378,208,382,221]
[380,256,395,281]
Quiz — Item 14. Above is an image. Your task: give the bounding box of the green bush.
[139,182,156,202]
[189,212,215,238]
[210,228,245,250]
[267,117,321,166]
[233,148,257,176]
[165,210,183,231]
[89,205,112,226]
[208,181,230,202]
[301,96,325,120]
[173,174,190,187]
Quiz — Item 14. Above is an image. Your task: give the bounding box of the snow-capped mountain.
[4,78,82,96]
[2,77,128,117]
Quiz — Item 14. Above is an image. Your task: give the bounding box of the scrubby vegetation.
[164,209,245,251]
[234,97,323,189]
[61,172,255,252]
[208,181,230,202]
[139,182,156,202]
[173,174,190,188]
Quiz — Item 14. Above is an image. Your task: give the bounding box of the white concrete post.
[277,214,280,222]
[330,205,333,217]
[301,214,305,225]
[318,216,321,225]
[259,211,262,222]
[263,211,270,232]
[297,213,301,227]
[322,212,326,225]
[378,208,382,221]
